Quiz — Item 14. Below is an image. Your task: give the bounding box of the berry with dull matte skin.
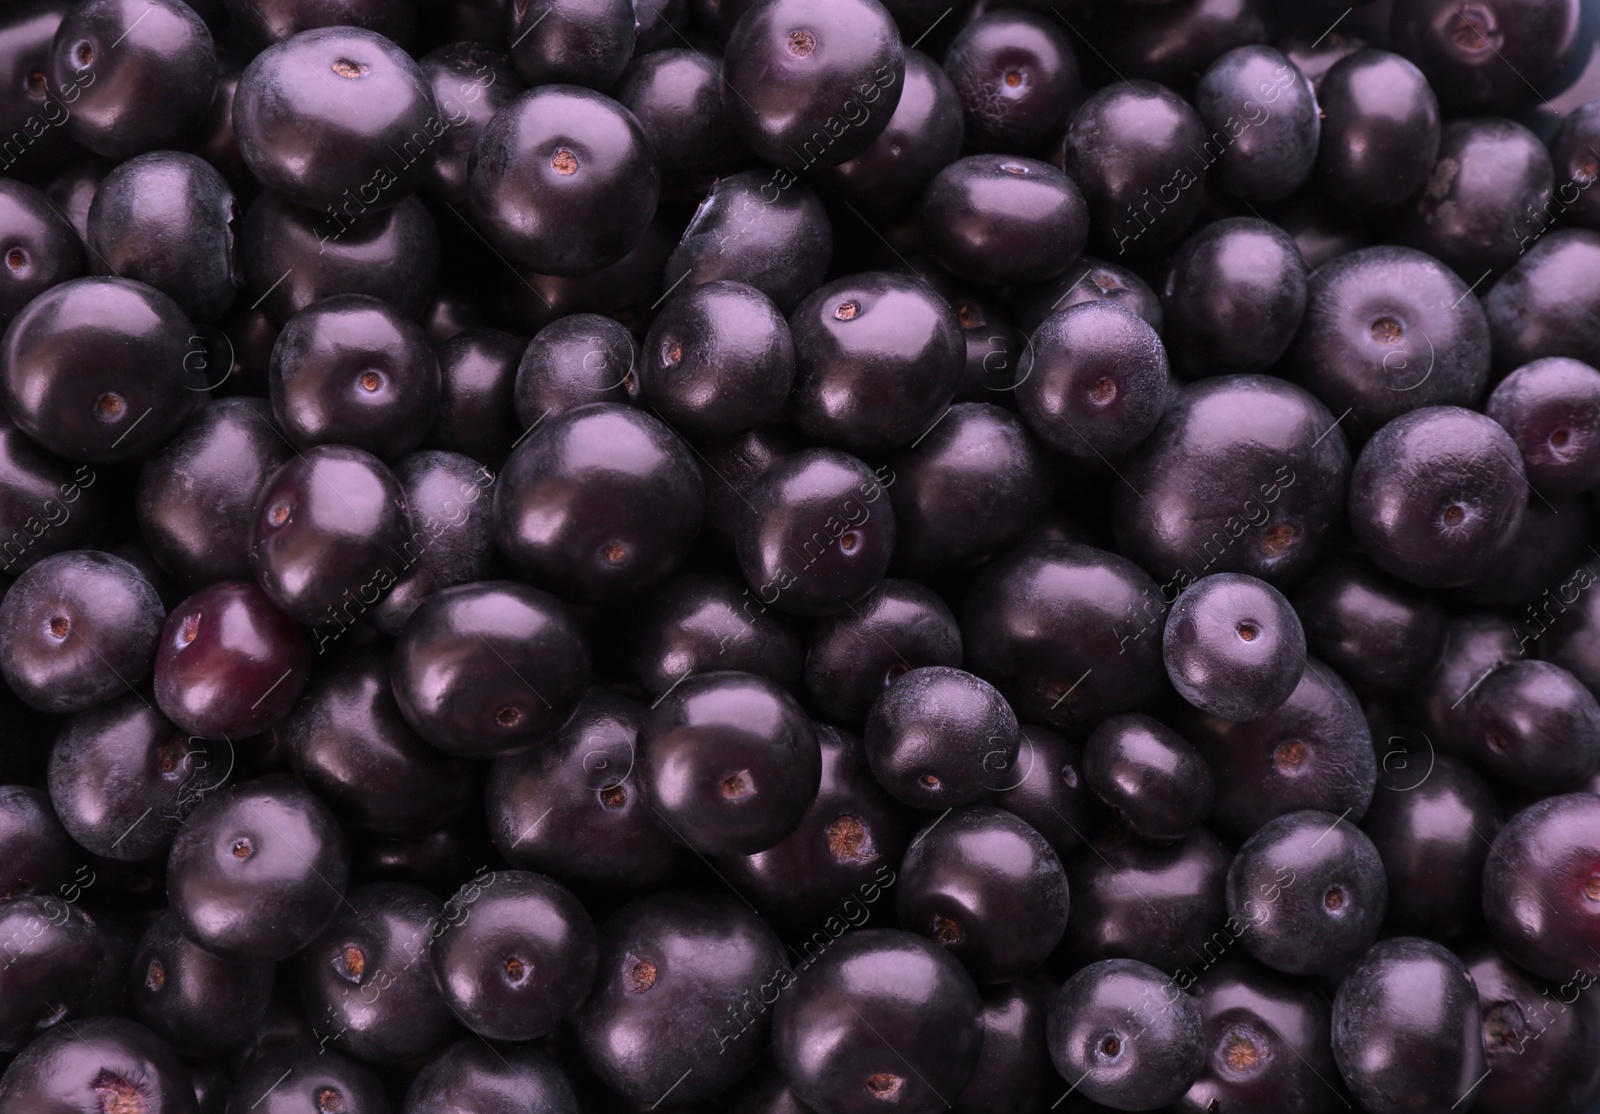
[897,805,1069,983]
[1549,100,1600,230]
[1227,809,1387,978]
[1348,406,1527,589]
[1016,301,1168,460]
[1483,229,1600,374]
[0,1016,199,1114]
[639,670,820,855]
[1083,713,1213,843]
[1486,357,1600,495]
[774,928,983,1114]
[1047,958,1206,1112]
[863,665,1020,810]
[0,549,164,714]
[166,774,349,962]
[154,580,311,739]
[1163,572,1306,722]
[578,892,790,1105]
[225,1046,389,1114]
[942,10,1079,153]
[391,580,589,760]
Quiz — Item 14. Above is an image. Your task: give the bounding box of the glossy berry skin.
[493,403,702,601]
[774,928,982,1114]
[402,1041,579,1114]
[269,294,441,459]
[898,805,1068,983]
[469,86,659,275]
[0,550,163,713]
[1291,247,1492,443]
[1464,660,1600,791]
[430,328,522,468]
[0,1,77,181]
[1016,300,1168,459]
[0,894,101,1052]
[368,450,497,636]
[1331,937,1486,1114]
[225,1047,387,1114]
[1083,713,1213,843]
[819,49,963,209]
[736,447,894,617]
[1014,255,1163,339]
[664,170,831,314]
[1462,941,1600,1114]
[511,313,634,428]
[720,724,911,925]
[578,893,789,1104]
[635,279,794,441]
[167,774,349,962]
[1390,0,1581,114]
[803,578,962,727]
[0,1017,198,1114]
[1162,218,1307,379]
[1348,406,1527,589]
[300,898,457,1063]
[48,695,220,861]
[278,646,474,838]
[1164,572,1306,722]
[154,580,311,739]
[639,670,820,855]
[920,155,1087,286]
[995,725,1087,862]
[888,403,1050,565]
[0,180,84,330]
[240,190,440,323]
[1047,958,1206,1112]
[249,444,411,626]
[1487,356,1600,495]
[1187,658,1376,842]
[0,785,75,900]
[628,573,802,699]
[942,10,1079,152]
[720,0,903,169]
[1176,956,1339,1114]
[222,0,419,46]
[131,911,274,1056]
[613,48,744,189]
[48,0,216,159]
[487,687,680,889]
[235,26,438,211]
[429,871,594,1043]
[391,580,589,760]
[788,272,962,453]
[1115,376,1351,591]
[1064,828,1230,973]
[1403,118,1553,279]
[1315,49,1440,211]
[1360,753,1500,940]
[1193,46,1320,204]
[505,0,634,89]
[701,423,802,543]
[1,277,202,462]
[87,151,239,324]
[1057,80,1209,256]
[1227,810,1386,978]
[1290,555,1446,697]
[1484,229,1600,374]
[864,666,1020,810]
[417,43,522,210]
[137,398,294,590]
[1483,793,1600,981]
[962,540,1166,733]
